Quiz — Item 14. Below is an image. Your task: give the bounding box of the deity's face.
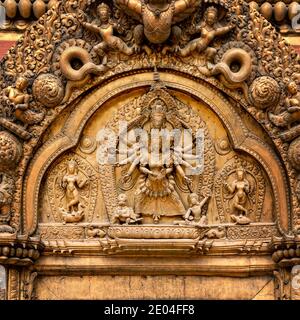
[16,77,28,90]
[68,162,76,174]
[151,113,165,129]
[236,169,245,181]
[98,7,110,23]
[288,82,298,95]
[205,9,218,26]
[150,102,166,129]
[118,194,128,206]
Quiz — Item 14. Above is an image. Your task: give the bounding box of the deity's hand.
[149,171,158,177]
[288,106,300,113]
[2,95,11,107]
[123,173,132,182]
[131,44,142,54]
[15,103,28,111]
[184,176,192,185]
[229,16,237,29]
[160,168,166,175]
[77,10,87,23]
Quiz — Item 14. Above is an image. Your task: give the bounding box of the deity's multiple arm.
[82,21,101,34]
[125,157,142,177]
[76,176,87,189]
[175,163,192,187]
[214,24,235,37]
[175,0,199,14]
[244,180,250,194]
[139,166,155,176]
[224,181,236,194]
[114,0,142,14]
[199,196,209,208]
[61,176,68,189]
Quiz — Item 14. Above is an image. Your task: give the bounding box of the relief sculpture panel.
[1,0,300,300]
[45,154,98,224]
[37,73,277,248]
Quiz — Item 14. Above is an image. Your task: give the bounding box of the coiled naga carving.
[211,47,253,84]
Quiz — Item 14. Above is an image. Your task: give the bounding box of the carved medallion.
[0,131,22,169]
[249,76,281,109]
[32,74,65,108]
[79,136,97,154]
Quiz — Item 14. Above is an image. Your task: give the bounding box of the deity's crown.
[68,159,77,167]
[98,2,110,12]
[236,165,245,173]
[206,6,218,15]
[151,99,167,115]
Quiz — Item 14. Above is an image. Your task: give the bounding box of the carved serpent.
[212,48,252,84]
[59,46,107,81]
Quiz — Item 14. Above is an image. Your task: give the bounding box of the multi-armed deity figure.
[118,90,201,223]
[224,166,251,225]
[114,0,200,51]
[178,6,234,58]
[81,3,135,63]
[61,160,87,223]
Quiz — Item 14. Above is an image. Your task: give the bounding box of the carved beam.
[0,234,44,266]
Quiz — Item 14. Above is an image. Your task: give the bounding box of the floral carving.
[39,225,85,240]
[0,131,22,169]
[227,224,277,240]
[0,173,15,228]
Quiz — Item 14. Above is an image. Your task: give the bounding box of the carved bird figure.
[114,0,201,48]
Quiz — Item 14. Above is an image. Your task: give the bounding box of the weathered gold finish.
[0,0,300,300]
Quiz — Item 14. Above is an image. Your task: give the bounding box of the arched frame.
[23,71,290,235]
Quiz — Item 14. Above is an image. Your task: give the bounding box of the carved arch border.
[23,71,290,236]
